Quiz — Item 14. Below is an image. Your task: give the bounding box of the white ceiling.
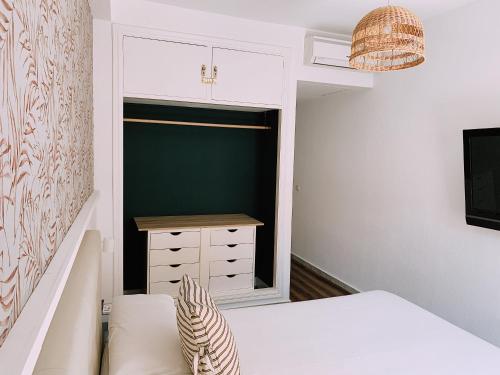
[297,81,346,102]
[146,0,476,34]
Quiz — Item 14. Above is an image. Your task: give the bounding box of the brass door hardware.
[212,65,218,84]
[201,64,217,84]
[201,64,207,83]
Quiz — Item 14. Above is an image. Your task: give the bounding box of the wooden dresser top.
[135,213,264,231]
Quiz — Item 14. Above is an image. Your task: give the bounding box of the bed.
[34,230,500,375]
[107,292,500,375]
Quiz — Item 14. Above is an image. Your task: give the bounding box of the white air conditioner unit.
[306,36,352,69]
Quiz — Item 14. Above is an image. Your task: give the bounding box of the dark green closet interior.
[123,102,279,292]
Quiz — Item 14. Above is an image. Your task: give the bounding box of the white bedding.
[108,291,500,375]
[225,291,500,374]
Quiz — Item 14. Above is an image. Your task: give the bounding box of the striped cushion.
[176,275,240,375]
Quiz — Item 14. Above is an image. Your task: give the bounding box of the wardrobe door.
[123,37,211,100]
[211,48,284,106]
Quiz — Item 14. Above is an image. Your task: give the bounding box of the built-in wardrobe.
[113,26,294,306]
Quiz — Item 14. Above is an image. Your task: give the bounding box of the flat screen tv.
[463,128,500,231]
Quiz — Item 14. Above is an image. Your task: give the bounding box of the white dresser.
[135,214,263,299]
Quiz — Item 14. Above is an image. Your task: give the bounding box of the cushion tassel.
[193,346,215,375]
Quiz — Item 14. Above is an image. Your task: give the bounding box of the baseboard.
[291,253,360,295]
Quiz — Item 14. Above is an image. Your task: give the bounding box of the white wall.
[89,0,111,20]
[293,0,500,346]
[110,0,305,50]
[93,18,114,303]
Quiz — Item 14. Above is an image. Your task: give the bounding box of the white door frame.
[112,24,296,306]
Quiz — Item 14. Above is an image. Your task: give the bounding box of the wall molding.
[291,253,359,294]
[0,192,98,375]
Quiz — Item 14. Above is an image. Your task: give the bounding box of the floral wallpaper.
[0,0,93,346]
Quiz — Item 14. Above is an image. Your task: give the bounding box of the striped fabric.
[176,275,240,375]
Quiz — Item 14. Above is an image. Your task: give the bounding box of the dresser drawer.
[210,259,253,277]
[150,230,200,249]
[209,244,254,261]
[150,247,199,266]
[210,227,255,245]
[150,279,199,297]
[150,263,199,282]
[209,274,253,293]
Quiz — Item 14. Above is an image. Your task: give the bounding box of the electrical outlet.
[102,303,112,315]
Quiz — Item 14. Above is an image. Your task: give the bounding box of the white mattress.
[108,291,500,375]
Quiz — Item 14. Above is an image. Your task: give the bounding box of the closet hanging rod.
[123,118,271,130]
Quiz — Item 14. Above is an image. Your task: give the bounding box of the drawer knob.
[169,248,181,252]
[170,232,182,236]
[169,280,181,284]
[228,229,238,233]
[227,259,237,263]
[227,274,236,278]
[169,264,181,268]
[227,244,237,248]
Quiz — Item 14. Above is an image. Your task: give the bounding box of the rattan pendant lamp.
[350,4,425,71]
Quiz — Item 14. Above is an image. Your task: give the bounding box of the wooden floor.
[290,257,350,302]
